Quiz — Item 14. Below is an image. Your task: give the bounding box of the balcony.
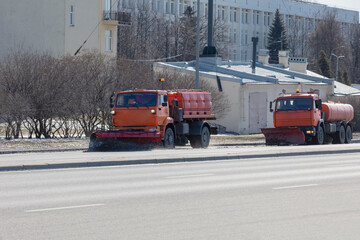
[103,11,131,26]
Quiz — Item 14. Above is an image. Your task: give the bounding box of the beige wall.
[65,0,117,57]
[0,0,118,60]
[64,0,99,55]
[0,0,65,59]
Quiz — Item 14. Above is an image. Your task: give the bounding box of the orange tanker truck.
[89,89,216,150]
[261,90,354,145]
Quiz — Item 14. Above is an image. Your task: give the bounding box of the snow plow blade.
[261,128,305,145]
[89,130,161,151]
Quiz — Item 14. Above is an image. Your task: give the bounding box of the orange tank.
[321,102,354,122]
[168,91,213,118]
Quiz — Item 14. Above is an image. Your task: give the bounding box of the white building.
[119,0,359,61]
[154,55,360,134]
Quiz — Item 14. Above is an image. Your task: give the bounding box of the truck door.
[157,94,169,126]
[249,92,267,133]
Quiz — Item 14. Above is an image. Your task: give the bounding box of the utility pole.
[331,53,344,81]
[251,37,259,74]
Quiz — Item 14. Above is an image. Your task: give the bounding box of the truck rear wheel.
[313,126,324,145]
[164,127,175,149]
[345,125,352,144]
[334,125,346,144]
[190,126,210,148]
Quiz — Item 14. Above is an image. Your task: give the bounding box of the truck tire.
[313,126,324,145]
[190,126,210,148]
[334,125,346,144]
[164,127,175,149]
[345,125,352,144]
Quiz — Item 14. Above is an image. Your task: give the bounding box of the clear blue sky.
[315,0,360,12]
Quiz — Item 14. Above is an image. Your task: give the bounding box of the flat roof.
[154,58,360,96]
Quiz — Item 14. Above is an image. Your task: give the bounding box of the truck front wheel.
[313,126,324,145]
[164,128,175,149]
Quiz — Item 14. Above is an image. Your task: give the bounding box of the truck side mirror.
[318,99,322,110]
[109,92,115,108]
[270,101,273,112]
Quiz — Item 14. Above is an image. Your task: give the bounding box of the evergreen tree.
[179,6,197,61]
[343,70,351,86]
[267,9,288,64]
[337,70,343,83]
[317,50,332,78]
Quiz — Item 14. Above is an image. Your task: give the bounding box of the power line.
[121,54,183,62]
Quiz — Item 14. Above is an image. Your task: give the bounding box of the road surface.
[1,147,360,239]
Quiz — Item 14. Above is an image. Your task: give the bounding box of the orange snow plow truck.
[89,89,216,150]
[261,90,354,145]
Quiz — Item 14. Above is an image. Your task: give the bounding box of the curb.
[1,148,360,172]
[0,148,88,155]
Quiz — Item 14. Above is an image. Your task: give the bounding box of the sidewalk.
[1,141,360,172]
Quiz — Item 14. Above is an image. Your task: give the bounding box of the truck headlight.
[151,109,156,114]
[149,128,157,132]
[110,110,116,115]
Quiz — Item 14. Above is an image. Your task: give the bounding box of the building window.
[70,5,74,26]
[171,1,175,14]
[105,30,112,52]
[166,2,169,13]
[244,31,248,45]
[233,28,237,43]
[105,0,112,12]
[156,0,160,11]
[234,11,237,22]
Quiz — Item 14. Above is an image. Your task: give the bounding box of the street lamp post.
[195,0,200,89]
[331,53,344,81]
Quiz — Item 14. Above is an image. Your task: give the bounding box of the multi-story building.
[0,0,128,60]
[119,0,359,61]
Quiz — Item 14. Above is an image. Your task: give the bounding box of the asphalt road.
[1,148,360,239]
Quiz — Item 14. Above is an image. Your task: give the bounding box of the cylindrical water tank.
[322,102,354,122]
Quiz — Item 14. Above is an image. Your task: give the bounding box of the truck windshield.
[116,93,157,107]
[276,98,313,111]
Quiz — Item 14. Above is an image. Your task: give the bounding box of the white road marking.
[272,184,319,190]
[165,173,215,179]
[25,203,105,213]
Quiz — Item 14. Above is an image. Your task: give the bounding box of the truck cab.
[263,90,354,145]
[272,93,321,129]
[112,90,171,137]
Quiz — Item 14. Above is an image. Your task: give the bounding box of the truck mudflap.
[89,130,161,151]
[261,127,305,145]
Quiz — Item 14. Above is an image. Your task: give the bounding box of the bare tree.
[348,23,360,83]
[308,11,349,76]
[0,51,67,139]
